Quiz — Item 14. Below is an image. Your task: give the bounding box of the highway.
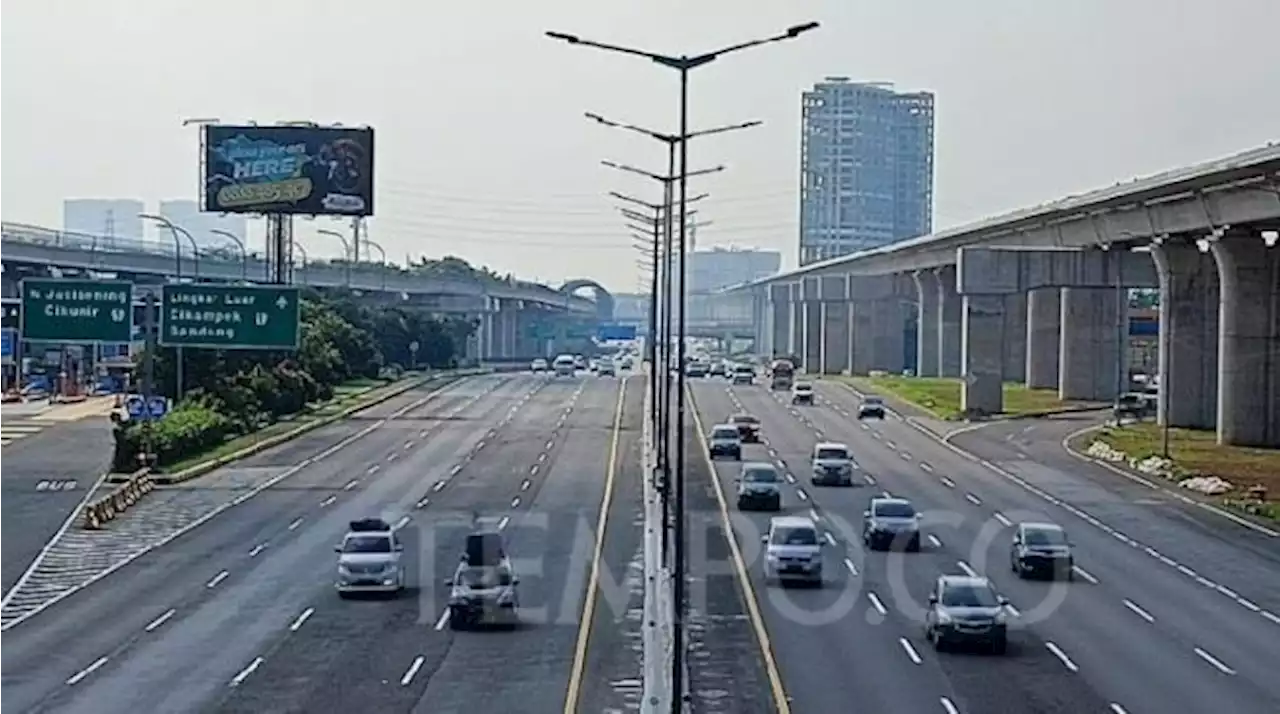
[1,372,645,714]
[2,398,116,595]
[687,377,1280,714]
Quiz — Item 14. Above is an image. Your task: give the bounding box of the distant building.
[158,199,248,255]
[688,247,782,293]
[62,199,145,248]
[798,78,935,265]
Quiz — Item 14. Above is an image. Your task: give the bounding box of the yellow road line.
[562,375,629,713]
[687,385,792,714]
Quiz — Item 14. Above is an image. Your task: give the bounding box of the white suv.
[761,516,824,587]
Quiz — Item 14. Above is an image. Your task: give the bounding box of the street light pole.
[551,24,819,710]
[364,239,389,290]
[318,229,353,287]
[209,229,249,281]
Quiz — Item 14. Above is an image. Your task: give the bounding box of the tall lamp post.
[548,24,819,711]
[291,241,310,285]
[318,229,353,287]
[139,213,203,401]
[209,229,249,281]
[364,239,389,290]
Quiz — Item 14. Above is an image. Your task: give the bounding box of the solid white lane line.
[229,656,264,686]
[927,535,943,548]
[206,571,229,588]
[1261,611,1280,625]
[993,512,1013,527]
[320,495,337,507]
[1044,641,1079,672]
[940,477,956,488]
[1072,566,1099,584]
[899,637,923,665]
[940,697,961,714]
[144,609,176,632]
[434,609,451,631]
[248,543,267,557]
[1122,599,1155,623]
[964,493,982,506]
[288,517,303,531]
[956,561,978,577]
[289,607,315,632]
[867,592,888,616]
[66,656,109,685]
[400,655,426,686]
[1193,647,1236,675]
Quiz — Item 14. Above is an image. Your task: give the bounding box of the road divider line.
[433,609,450,631]
[867,592,888,616]
[66,656,109,685]
[511,497,521,508]
[940,697,961,714]
[864,474,877,485]
[964,493,982,506]
[288,517,303,531]
[229,656,264,687]
[289,607,314,632]
[343,480,358,491]
[927,535,943,548]
[993,512,1013,527]
[1122,599,1154,623]
[1072,566,1099,584]
[320,495,337,507]
[367,465,380,475]
[248,543,267,557]
[940,477,956,488]
[919,462,933,473]
[562,376,627,714]
[521,479,532,491]
[206,570,229,588]
[899,637,923,665]
[956,561,978,577]
[1044,641,1079,672]
[844,558,859,576]
[497,515,510,530]
[400,655,426,686]
[144,609,176,632]
[1193,647,1236,675]
[1109,704,1130,714]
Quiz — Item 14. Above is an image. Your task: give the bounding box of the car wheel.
[930,627,945,651]
[908,536,921,553]
[991,637,1008,656]
[448,612,465,630]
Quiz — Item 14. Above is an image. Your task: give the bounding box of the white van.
[552,354,576,376]
[761,516,824,587]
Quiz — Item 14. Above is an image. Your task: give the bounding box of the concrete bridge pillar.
[1002,292,1028,383]
[789,283,804,358]
[936,265,962,377]
[849,300,874,375]
[961,294,1007,415]
[479,311,497,360]
[1025,288,1061,389]
[913,270,940,377]
[1151,242,1219,429]
[801,278,822,373]
[1058,287,1124,401]
[873,298,907,373]
[819,276,849,375]
[1209,232,1280,447]
[768,285,790,359]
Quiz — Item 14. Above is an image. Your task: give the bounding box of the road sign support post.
[142,291,158,467]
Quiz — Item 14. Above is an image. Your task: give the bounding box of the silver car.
[447,531,521,628]
[762,516,825,587]
[335,518,405,597]
[810,442,855,486]
[862,497,922,551]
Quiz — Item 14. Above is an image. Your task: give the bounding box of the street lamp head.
[786,22,820,38]
[739,120,764,129]
[584,112,617,127]
[545,31,580,43]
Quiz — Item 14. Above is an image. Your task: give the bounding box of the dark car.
[1010,522,1074,580]
[858,396,886,420]
[729,413,761,443]
[446,531,520,628]
[735,463,782,511]
[925,575,1009,654]
[707,424,742,460]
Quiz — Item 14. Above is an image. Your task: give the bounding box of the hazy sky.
[4,0,1278,294]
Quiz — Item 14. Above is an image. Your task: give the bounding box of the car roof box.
[349,517,392,532]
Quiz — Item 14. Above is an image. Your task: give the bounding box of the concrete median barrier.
[82,468,154,530]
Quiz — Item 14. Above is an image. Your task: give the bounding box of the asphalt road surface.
[1,372,645,714]
[1,408,114,595]
[686,377,1280,714]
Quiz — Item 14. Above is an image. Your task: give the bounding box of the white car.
[530,358,549,373]
[335,518,405,597]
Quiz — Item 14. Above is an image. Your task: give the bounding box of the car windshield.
[816,447,848,460]
[772,526,818,546]
[864,397,883,405]
[343,535,391,553]
[743,468,778,483]
[731,415,759,424]
[464,534,505,566]
[795,384,812,391]
[874,502,916,518]
[458,566,512,588]
[940,584,1000,608]
[1025,528,1067,546]
[712,427,739,440]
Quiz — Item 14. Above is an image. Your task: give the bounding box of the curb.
[1059,424,1279,537]
[146,370,487,486]
[833,377,1106,424]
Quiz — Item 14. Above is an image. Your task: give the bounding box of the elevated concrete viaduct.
[731,144,1280,447]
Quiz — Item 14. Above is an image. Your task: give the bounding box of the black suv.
[1010,522,1074,580]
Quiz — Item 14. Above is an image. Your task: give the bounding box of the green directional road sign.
[160,284,300,349]
[20,279,134,343]
[525,323,556,340]
[567,324,595,339]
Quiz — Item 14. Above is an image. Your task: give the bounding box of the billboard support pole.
[266,214,291,284]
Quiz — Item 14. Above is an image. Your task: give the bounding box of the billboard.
[202,125,374,216]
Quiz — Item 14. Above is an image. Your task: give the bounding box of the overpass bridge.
[730,143,1280,446]
[1,222,610,361]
